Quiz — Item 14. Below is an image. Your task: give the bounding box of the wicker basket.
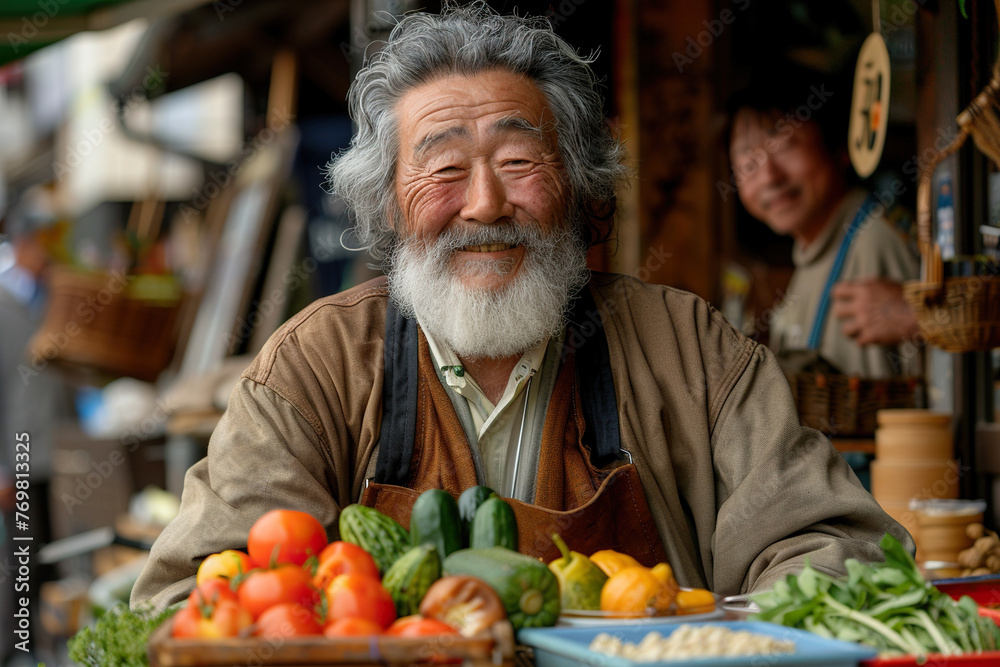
[29,265,182,382]
[903,35,1000,353]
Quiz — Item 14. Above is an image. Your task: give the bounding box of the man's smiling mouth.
[461,243,517,252]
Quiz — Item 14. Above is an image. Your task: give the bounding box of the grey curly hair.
[327,1,628,261]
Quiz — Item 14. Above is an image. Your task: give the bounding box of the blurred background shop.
[0,0,998,664]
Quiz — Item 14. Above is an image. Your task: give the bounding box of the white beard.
[388,221,590,359]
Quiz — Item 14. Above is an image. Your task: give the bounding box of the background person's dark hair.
[724,63,855,161]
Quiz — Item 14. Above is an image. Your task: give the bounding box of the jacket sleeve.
[709,344,915,594]
[130,379,340,611]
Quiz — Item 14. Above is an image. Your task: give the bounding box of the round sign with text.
[848,32,892,178]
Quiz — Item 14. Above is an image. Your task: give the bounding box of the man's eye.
[504,159,531,167]
[435,166,462,175]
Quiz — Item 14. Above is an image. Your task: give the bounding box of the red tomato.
[385,615,461,664]
[254,602,323,638]
[197,550,253,585]
[324,617,384,638]
[237,564,318,619]
[385,615,460,637]
[189,578,238,608]
[248,509,328,568]
[171,605,202,638]
[325,574,396,629]
[171,599,253,639]
[313,541,379,589]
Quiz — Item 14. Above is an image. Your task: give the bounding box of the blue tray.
[519,621,878,667]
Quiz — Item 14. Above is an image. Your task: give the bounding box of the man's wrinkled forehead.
[394,70,558,158]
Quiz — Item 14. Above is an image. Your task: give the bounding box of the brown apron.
[362,291,669,567]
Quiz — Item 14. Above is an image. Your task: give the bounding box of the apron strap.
[374,282,622,484]
[806,194,879,350]
[567,286,622,467]
[374,297,419,485]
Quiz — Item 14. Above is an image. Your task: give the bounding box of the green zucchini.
[338,504,410,574]
[409,489,463,557]
[470,495,518,550]
[458,485,496,545]
[381,543,441,617]
[443,547,561,629]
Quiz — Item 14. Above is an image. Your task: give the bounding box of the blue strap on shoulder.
[806,194,879,350]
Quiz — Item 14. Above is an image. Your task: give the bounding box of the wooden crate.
[148,618,515,667]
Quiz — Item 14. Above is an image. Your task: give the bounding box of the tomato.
[189,578,238,607]
[248,509,328,568]
[254,602,323,638]
[171,605,202,638]
[324,617,384,638]
[197,550,253,585]
[237,564,318,619]
[385,615,460,637]
[385,616,461,664]
[325,574,396,628]
[313,541,379,590]
[199,598,254,638]
[171,598,253,638]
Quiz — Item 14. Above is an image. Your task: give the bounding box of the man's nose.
[460,164,515,223]
[757,150,786,184]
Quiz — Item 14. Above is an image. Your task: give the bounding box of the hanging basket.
[903,36,1000,353]
[28,265,183,382]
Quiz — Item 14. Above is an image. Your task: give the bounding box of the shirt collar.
[422,325,550,409]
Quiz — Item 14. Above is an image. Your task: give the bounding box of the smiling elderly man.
[133,2,911,611]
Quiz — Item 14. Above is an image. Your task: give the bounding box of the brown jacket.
[132,273,912,611]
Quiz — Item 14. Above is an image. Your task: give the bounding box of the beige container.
[870,459,960,503]
[875,410,953,461]
[913,499,986,565]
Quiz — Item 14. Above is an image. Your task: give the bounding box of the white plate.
[557,607,725,627]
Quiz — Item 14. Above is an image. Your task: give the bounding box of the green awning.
[0,0,212,66]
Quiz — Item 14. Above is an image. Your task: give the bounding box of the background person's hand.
[831,278,919,346]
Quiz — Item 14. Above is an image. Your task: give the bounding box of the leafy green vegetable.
[752,534,1000,657]
[68,603,176,667]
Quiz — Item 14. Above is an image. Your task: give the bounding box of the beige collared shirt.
[423,328,562,501]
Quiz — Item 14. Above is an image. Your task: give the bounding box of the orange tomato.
[325,573,396,629]
[237,564,318,619]
[254,602,323,638]
[313,541,379,590]
[171,598,253,638]
[197,550,253,586]
[324,617,384,638]
[600,566,676,614]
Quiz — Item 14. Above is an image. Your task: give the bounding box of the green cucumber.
[458,485,496,545]
[409,489,462,557]
[470,495,518,551]
[443,547,560,629]
[381,543,441,617]
[338,504,410,574]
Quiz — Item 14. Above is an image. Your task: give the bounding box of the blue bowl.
[519,620,878,667]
